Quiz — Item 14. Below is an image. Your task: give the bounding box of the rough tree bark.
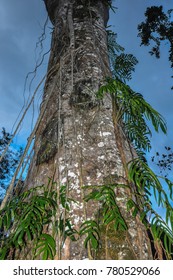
[22,0,153,259]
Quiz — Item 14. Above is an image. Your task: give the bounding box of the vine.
[0,180,77,260]
[1,0,172,260]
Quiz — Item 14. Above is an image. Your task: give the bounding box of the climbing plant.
[1,0,173,260]
[0,88,172,259]
[97,77,166,159]
[94,76,172,259]
[0,180,77,260]
[107,28,138,82]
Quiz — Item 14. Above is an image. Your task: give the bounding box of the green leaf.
[90,234,99,249]
[97,78,166,158]
[80,220,100,250]
[34,234,56,260]
[0,247,8,260]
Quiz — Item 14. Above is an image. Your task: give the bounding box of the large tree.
[2,0,172,260]
[25,0,152,259]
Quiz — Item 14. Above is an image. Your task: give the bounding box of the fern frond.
[80,220,100,250]
[113,53,138,82]
[34,233,56,260]
[97,78,167,155]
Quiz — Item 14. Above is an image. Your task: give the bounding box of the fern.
[113,53,138,82]
[0,181,77,260]
[128,158,172,208]
[127,157,173,259]
[107,29,124,65]
[97,78,166,158]
[107,28,138,82]
[84,185,127,231]
[80,220,100,250]
[55,216,78,244]
[34,233,56,260]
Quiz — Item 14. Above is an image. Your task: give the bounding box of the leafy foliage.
[95,72,173,258]
[0,170,172,259]
[82,165,173,259]
[151,146,173,177]
[0,182,76,260]
[1,2,172,259]
[128,158,173,259]
[101,21,166,158]
[107,29,124,65]
[57,217,77,244]
[107,29,138,82]
[113,53,138,82]
[80,220,100,250]
[80,185,127,251]
[128,158,172,208]
[97,78,166,157]
[85,185,127,230]
[138,6,173,87]
[34,233,56,260]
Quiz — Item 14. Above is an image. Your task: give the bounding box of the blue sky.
[110,0,173,157]
[0,0,172,151]
[0,0,50,143]
[0,1,173,212]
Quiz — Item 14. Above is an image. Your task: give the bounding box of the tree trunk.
[22,0,153,259]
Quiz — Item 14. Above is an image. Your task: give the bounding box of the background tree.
[151,146,173,177]
[138,5,173,87]
[0,128,23,203]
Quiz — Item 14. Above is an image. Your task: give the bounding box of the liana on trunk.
[12,0,153,260]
